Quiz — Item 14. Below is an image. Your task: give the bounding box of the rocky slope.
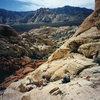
[0,24,77,59]
[31,0,100,81]
[0,24,40,58]
[0,6,93,25]
[0,24,77,89]
[21,26,78,59]
[0,57,45,89]
[0,24,47,88]
[2,0,100,100]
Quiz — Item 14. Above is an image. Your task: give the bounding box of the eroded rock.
[29,0,100,83]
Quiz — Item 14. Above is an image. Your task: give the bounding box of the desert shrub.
[71,48,78,53]
[93,57,100,65]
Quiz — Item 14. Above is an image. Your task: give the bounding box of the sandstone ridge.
[31,0,100,82]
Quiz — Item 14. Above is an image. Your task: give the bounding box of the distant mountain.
[0,6,93,25]
[53,6,92,15]
[0,9,33,25]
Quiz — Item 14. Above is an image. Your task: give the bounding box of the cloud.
[16,0,95,11]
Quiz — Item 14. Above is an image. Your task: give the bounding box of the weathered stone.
[49,87,59,94]
[21,95,31,100]
[30,0,100,82]
[18,83,27,93]
[78,42,100,57]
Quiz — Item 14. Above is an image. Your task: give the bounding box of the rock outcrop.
[73,0,100,37]
[30,0,100,81]
[2,77,100,100]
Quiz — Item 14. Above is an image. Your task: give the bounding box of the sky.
[0,0,95,11]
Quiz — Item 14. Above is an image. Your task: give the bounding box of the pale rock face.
[30,0,100,84]
[48,26,100,62]
[80,66,100,78]
[31,26,100,82]
[2,78,100,100]
[32,54,95,81]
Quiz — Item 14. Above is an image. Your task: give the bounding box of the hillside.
[0,25,77,88]
[0,8,33,25]
[0,6,93,25]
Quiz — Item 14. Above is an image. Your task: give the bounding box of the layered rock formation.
[0,57,45,89]
[0,25,47,88]
[0,0,100,100]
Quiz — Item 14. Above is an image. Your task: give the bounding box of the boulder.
[0,24,18,37]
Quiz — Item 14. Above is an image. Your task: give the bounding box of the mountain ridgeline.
[0,8,33,25]
[0,6,93,25]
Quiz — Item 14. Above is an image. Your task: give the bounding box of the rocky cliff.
[30,0,100,82]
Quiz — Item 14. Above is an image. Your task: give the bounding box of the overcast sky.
[0,0,95,11]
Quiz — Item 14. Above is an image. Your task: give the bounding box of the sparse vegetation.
[94,57,100,65]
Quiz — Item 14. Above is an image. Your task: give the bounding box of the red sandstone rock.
[22,67,34,74]
[0,57,45,89]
